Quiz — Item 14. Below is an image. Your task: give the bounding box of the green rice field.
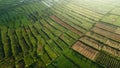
[0,0,120,68]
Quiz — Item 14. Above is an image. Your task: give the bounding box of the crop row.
[72,41,99,60]
[51,5,94,30]
[95,52,120,68]
[86,31,120,57]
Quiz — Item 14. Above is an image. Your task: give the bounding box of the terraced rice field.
[0,0,120,68]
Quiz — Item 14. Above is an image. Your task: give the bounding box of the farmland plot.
[0,0,120,68]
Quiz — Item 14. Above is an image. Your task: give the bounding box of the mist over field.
[0,0,120,68]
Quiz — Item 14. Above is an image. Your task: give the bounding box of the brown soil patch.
[72,41,99,60]
[50,15,82,36]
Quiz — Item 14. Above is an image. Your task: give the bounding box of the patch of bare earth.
[72,41,99,60]
[50,15,82,36]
